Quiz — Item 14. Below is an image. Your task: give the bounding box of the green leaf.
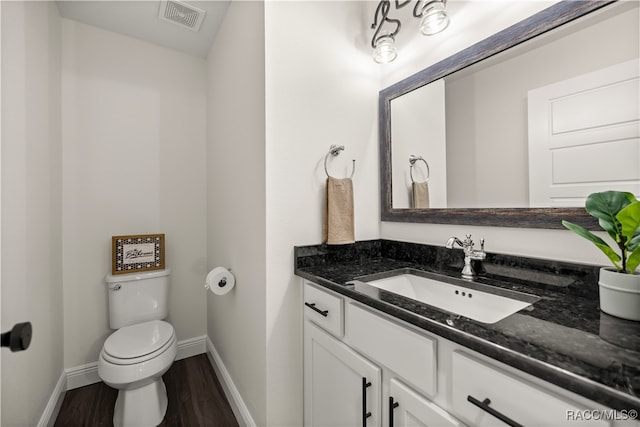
[626,247,640,273]
[585,191,636,241]
[617,201,640,247]
[562,220,621,269]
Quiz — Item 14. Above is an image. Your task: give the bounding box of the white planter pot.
[598,267,640,321]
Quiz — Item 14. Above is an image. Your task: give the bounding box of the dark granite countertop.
[294,240,640,412]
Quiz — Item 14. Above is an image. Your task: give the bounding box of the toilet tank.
[106,269,170,329]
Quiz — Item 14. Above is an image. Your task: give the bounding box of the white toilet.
[98,269,177,427]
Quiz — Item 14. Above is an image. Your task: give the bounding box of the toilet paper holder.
[204,267,233,291]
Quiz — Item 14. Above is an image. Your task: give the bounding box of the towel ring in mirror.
[409,155,429,183]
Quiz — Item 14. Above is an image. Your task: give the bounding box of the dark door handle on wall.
[362,377,372,427]
[1,322,32,352]
[304,302,328,317]
[467,395,523,427]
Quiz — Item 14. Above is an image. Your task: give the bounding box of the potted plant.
[563,191,640,321]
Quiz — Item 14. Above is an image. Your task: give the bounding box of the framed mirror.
[379,0,639,229]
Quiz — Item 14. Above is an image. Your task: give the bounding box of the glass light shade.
[419,2,450,36]
[373,35,397,64]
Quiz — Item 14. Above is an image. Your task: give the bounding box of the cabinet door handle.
[362,377,372,426]
[388,396,399,427]
[467,395,523,427]
[304,302,328,317]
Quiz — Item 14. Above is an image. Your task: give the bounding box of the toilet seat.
[102,320,175,366]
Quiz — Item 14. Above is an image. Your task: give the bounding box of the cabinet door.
[305,322,381,427]
[388,379,465,427]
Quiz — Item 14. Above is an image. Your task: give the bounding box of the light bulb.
[373,35,397,64]
[419,1,450,36]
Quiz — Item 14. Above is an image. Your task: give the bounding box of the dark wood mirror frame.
[379,0,614,229]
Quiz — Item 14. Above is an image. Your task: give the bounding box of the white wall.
[206,1,267,425]
[264,1,379,425]
[61,19,207,368]
[206,1,380,425]
[1,2,63,425]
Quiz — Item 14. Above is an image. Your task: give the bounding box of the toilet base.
[113,378,168,427]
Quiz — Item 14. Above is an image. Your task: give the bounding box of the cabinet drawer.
[452,351,609,427]
[303,282,344,338]
[346,303,437,397]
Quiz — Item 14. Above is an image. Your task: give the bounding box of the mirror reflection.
[391,79,447,208]
[390,2,639,210]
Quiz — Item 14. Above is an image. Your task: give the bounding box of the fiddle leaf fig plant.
[562,191,640,274]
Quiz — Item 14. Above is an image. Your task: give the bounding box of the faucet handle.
[480,238,485,252]
[463,234,474,248]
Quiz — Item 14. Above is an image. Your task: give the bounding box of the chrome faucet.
[445,234,486,279]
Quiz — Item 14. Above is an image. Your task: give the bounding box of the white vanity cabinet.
[302,280,630,427]
[304,281,455,427]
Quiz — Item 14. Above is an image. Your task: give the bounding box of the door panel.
[528,59,640,206]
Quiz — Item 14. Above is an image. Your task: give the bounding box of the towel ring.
[324,145,355,179]
[409,155,429,183]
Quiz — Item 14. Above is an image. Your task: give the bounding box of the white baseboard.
[176,334,207,361]
[65,361,100,390]
[37,371,66,427]
[206,338,256,427]
[65,335,208,390]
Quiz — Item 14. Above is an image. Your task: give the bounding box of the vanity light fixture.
[371,0,450,63]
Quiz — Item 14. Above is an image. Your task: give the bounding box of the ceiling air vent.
[158,0,206,32]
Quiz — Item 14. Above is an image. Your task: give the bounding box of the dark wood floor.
[54,354,239,427]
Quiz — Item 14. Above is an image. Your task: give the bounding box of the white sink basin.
[355,272,538,324]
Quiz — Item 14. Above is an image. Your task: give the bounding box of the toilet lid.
[103,320,174,360]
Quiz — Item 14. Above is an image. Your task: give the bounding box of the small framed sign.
[112,234,165,275]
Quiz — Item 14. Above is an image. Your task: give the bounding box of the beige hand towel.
[412,181,430,208]
[323,177,355,245]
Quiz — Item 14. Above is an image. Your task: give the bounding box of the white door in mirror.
[528,58,640,207]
